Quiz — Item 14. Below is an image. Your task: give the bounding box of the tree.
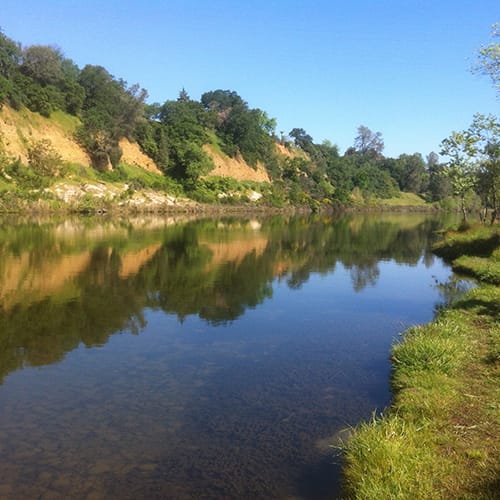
[258,110,277,137]
[77,65,147,168]
[27,139,63,176]
[201,89,244,113]
[395,153,427,193]
[201,89,275,166]
[427,154,452,202]
[20,45,63,85]
[0,30,20,78]
[440,131,478,221]
[289,128,314,151]
[353,125,384,158]
[157,98,213,179]
[177,87,190,102]
[473,23,500,98]
[441,114,500,223]
[468,113,500,223]
[0,31,22,108]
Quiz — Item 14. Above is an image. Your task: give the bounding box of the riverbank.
[341,224,500,499]
[0,183,439,216]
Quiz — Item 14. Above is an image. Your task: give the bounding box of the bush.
[27,139,63,176]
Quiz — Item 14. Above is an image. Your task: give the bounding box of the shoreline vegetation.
[1,26,497,219]
[340,224,500,499]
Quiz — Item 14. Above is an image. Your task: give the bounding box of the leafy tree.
[201,89,244,113]
[134,120,169,170]
[13,72,62,116]
[77,65,147,169]
[158,98,213,180]
[352,162,398,199]
[79,65,146,137]
[392,153,427,193]
[0,30,20,78]
[259,110,277,137]
[440,131,478,221]
[426,151,439,170]
[27,139,63,176]
[289,128,314,152]
[441,114,500,223]
[353,125,384,158]
[20,45,63,86]
[201,89,275,167]
[159,99,207,145]
[467,113,500,223]
[177,87,190,102]
[427,163,452,202]
[473,23,500,98]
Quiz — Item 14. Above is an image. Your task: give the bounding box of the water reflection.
[0,213,447,383]
[0,213,455,498]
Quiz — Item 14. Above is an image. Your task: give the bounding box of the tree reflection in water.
[0,213,449,382]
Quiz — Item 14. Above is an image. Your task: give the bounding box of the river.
[0,213,458,499]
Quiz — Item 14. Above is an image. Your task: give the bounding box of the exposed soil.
[1,106,277,185]
[119,137,162,174]
[0,105,90,166]
[203,144,270,182]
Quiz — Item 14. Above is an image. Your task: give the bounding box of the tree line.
[0,27,498,217]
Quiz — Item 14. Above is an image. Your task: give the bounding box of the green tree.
[440,131,478,221]
[201,89,244,113]
[473,23,500,98]
[159,98,213,180]
[427,164,451,202]
[201,89,275,166]
[441,114,500,223]
[0,30,20,79]
[77,65,147,169]
[20,45,63,85]
[177,87,190,102]
[353,125,384,158]
[468,113,500,223]
[394,153,427,193]
[27,139,63,176]
[289,128,314,152]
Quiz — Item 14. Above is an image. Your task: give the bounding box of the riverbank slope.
[341,224,500,498]
[0,104,434,214]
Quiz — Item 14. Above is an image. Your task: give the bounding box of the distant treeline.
[0,29,457,208]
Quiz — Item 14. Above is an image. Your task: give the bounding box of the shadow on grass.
[471,476,500,499]
[433,233,500,262]
[453,297,500,318]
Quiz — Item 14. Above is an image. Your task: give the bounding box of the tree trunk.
[491,191,498,225]
[461,195,467,222]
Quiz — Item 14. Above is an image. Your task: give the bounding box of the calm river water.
[0,213,457,499]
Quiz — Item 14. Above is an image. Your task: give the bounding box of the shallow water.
[0,213,456,499]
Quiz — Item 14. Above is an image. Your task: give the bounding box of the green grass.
[98,162,184,194]
[341,225,500,499]
[453,255,500,285]
[378,192,428,207]
[49,110,81,134]
[59,161,185,195]
[433,224,500,261]
[187,176,267,204]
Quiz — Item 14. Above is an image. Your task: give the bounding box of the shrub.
[27,139,63,176]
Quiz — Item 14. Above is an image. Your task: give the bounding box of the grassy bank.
[341,225,500,499]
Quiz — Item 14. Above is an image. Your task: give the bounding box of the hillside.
[0,105,159,172]
[2,30,494,214]
[0,105,90,166]
[0,104,274,184]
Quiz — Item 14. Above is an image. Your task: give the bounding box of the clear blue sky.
[1,0,498,157]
